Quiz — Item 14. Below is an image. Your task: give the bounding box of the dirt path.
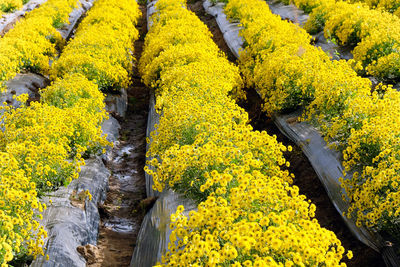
[188,1,385,266]
[86,5,150,267]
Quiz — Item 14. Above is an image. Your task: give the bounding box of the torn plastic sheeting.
[273,112,400,266]
[130,190,196,267]
[203,0,243,58]
[205,1,400,265]
[30,157,110,267]
[0,0,48,36]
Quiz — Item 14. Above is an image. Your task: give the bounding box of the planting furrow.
[89,6,149,266]
[86,80,149,267]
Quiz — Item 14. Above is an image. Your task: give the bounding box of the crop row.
[0,0,140,265]
[0,0,29,13]
[293,0,400,16]
[307,1,400,82]
[142,0,351,266]
[282,0,400,15]
[0,0,77,92]
[224,0,400,243]
[272,0,400,82]
[357,0,400,15]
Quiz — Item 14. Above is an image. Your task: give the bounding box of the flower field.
[0,0,77,91]
[270,0,400,82]
[1,0,400,265]
[0,0,26,13]
[305,1,400,81]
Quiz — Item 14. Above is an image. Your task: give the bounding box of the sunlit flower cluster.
[0,0,26,13]
[352,0,400,16]
[0,0,78,92]
[51,0,140,91]
[279,0,332,13]
[304,1,400,81]
[336,86,400,235]
[224,0,370,118]
[0,0,141,265]
[223,0,400,241]
[142,0,349,266]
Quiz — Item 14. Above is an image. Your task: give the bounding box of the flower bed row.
[0,0,140,265]
[358,0,400,15]
[141,0,351,266]
[51,0,139,92]
[0,0,78,92]
[0,0,29,14]
[307,1,400,82]
[223,0,400,246]
[290,0,400,17]
[271,0,400,82]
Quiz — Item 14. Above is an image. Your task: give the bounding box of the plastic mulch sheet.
[144,91,160,198]
[264,0,353,60]
[58,0,97,40]
[266,0,309,26]
[30,157,111,267]
[130,189,196,267]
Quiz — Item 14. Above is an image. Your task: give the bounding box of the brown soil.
[87,5,149,267]
[189,1,386,266]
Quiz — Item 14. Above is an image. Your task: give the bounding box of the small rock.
[69,190,87,210]
[77,244,101,265]
[286,116,299,124]
[138,196,158,213]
